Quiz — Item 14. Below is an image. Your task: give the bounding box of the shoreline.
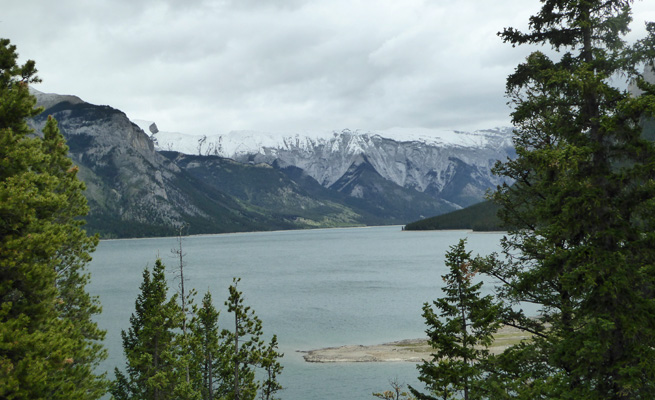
[97,224,392,242]
[98,225,506,242]
[299,325,531,363]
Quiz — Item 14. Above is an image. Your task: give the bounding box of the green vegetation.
[0,38,107,398]
[190,291,232,400]
[411,240,501,400]
[374,379,416,400]
[414,1,655,399]
[163,153,365,230]
[404,201,503,231]
[2,38,283,400]
[112,262,283,400]
[111,259,183,400]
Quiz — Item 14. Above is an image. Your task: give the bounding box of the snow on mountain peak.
[129,118,515,201]
[131,119,514,158]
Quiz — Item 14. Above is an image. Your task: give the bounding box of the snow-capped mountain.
[25,86,513,237]
[134,120,515,208]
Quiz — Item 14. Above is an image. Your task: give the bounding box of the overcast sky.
[3,1,655,135]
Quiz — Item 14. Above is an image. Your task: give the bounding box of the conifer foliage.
[223,277,264,400]
[471,1,655,398]
[189,291,232,400]
[112,263,282,400]
[411,239,500,400]
[0,38,107,399]
[259,335,284,400]
[112,259,183,400]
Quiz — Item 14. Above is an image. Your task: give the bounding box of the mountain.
[28,89,369,237]
[158,151,368,228]
[28,88,515,238]
[325,154,456,222]
[137,122,516,211]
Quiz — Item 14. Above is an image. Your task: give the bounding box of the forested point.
[403,201,503,232]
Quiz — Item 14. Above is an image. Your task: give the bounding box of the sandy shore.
[300,325,531,363]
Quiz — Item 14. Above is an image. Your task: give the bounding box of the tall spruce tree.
[478,1,655,398]
[411,239,500,400]
[112,259,185,400]
[0,38,106,399]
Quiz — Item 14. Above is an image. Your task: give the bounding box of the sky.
[3,0,655,136]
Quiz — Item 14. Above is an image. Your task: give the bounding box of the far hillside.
[404,200,503,231]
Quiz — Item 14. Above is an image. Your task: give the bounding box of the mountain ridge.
[136,120,515,209]
[27,88,516,238]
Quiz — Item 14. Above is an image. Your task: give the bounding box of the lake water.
[87,226,506,399]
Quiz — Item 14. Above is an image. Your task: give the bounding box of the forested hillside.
[404,201,502,231]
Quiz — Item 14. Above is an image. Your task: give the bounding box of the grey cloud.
[3,0,654,135]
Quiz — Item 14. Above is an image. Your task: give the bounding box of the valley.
[29,89,514,238]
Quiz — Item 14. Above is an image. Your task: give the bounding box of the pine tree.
[478,1,655,398]
[222,278,263,400]
[0,38,106,399]
[410,239,500,400]
[114,266,282,400]
[259,334,283,400]
[189,290,232,400]
[112,259,183,400]
[194,281,283,400]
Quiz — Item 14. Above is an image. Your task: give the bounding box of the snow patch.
[131,119,514,157]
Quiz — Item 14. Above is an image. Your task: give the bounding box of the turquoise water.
[87,226,505,399]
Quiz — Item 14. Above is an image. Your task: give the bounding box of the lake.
[87,226,506,399]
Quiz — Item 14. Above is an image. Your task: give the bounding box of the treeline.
[112,258,282,400]
[403,201,503,232]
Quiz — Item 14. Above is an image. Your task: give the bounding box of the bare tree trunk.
[174,228,191,384]
[234,311,240,400]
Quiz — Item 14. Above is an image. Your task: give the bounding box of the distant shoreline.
[99,225,506,242]
[97,224,398,242]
